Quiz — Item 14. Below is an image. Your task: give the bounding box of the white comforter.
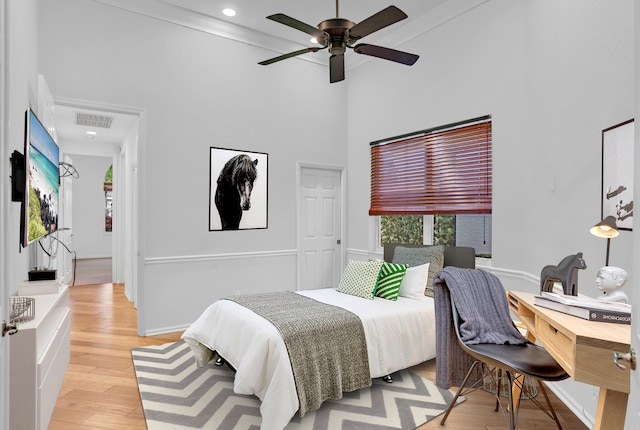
[181,288,436,430]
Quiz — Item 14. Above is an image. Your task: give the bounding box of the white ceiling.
[54,103,139,155]
[54,0,482,150]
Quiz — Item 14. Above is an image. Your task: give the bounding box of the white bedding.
[181,288,436,430]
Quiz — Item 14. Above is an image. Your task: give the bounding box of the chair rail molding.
[145,249,297,265]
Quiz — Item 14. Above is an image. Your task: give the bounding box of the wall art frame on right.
[601,118,634,231]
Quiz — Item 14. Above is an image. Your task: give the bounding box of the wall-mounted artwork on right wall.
[602,119,634,231]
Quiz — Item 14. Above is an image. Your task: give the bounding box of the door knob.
[613,348,636,370]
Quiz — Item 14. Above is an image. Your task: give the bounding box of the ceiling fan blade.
[259,47,323,65]
[348,6,407,40]
[329,54,345,83]
[266,13,328,44]
[353,43,419,65]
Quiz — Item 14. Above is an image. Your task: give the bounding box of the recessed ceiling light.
[86,131,97,135]
[223,8,236,17]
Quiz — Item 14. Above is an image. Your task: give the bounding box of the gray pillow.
[392,245,445,297]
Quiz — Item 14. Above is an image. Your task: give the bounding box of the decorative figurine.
[540,253,587,296]
[595,266,629,304]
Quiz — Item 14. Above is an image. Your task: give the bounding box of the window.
[371,117,492,256]
[104,165,113,232]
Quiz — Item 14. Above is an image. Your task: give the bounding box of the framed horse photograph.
[209,147,268,231]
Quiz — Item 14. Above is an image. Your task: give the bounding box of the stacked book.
[534,292,631,325]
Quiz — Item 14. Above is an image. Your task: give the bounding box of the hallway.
[48,279,181,428]
[73,258,113,286]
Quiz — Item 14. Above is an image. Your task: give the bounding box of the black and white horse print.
[214,154,258,230]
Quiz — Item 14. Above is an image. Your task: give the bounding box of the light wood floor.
[49,280,588,430]
[73,258,113,286]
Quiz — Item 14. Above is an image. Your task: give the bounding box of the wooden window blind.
[370,117,492,215]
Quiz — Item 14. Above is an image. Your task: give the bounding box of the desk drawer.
[536,317,574,374]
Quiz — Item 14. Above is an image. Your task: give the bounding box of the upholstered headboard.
[383,244,476,269]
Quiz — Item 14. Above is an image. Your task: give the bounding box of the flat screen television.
[21,108,60,247]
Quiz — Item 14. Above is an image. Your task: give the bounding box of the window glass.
[379,214,492,257]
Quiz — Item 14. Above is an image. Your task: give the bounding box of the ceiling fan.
[258,1,419,83]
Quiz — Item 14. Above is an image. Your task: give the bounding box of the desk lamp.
[589,215,619,266]
[590,216,628,303]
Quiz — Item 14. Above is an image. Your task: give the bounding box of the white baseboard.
[544,381,595,428]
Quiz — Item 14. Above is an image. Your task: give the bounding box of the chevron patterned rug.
[132,341,463,430]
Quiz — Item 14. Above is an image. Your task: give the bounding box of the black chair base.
[440,360,563,430]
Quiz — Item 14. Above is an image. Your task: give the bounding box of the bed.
[181,244,475,430]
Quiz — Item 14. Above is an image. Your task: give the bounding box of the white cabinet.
[10,285,70,430]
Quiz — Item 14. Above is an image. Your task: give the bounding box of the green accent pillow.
[392,245,445,298]
[337,260,383,299]
[375,262,408,301]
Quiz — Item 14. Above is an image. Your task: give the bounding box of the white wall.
[3,1,39,291]
[2,0,38,286]
[1,0,42,426]
[38,0,348,333]
[348,0,634,285]
[69,154,113,259]
[347,0,634,426]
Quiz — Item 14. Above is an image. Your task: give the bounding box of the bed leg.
[382,374,394,383]
[214,353,225,366]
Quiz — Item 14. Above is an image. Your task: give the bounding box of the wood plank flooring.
[73,258,113,286]
[48,282,182,430]
[49,278,589,429]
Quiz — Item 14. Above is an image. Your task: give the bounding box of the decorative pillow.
[337,260,383,299]
[375,262,408,301]
[392,245,445,298]
[398,263,430,299]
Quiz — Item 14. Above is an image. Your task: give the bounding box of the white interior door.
[298,166,344,290]
[627,265,639,427]
[628,8,640,426]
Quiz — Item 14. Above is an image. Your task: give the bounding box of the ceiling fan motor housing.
[318,18,355,55]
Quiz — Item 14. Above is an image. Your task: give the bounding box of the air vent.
[75,112,114,128]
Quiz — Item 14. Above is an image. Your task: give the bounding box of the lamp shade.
[590,216,620,238]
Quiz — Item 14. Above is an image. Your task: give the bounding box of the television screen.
[21,108,59,247]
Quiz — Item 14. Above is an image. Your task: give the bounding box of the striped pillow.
[375,262,408,301]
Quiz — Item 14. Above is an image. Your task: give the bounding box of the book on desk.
[534,292,631,325]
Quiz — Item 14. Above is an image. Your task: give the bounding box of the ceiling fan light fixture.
[258,3,419,83]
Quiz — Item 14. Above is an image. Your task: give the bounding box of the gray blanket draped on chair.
[433,267,526,389]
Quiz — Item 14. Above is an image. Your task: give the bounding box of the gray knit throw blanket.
[433,267,526,389]
[224,291,371,417]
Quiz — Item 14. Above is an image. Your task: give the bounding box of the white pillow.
[399,263,430,299]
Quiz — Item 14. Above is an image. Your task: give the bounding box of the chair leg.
[535,379,563,430]
[495,369,502,412]
[504,371,517,430]
[440,360,481,426]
